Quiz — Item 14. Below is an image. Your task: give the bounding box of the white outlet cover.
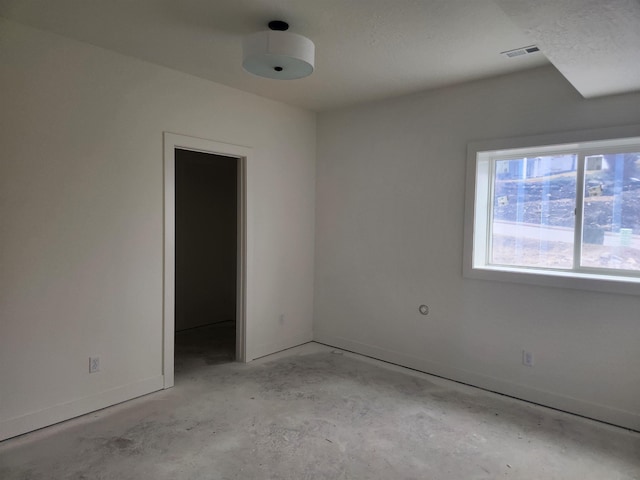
[89,357,100,373]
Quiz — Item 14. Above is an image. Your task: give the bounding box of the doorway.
[174,149,237,374]
[163,133,249,389]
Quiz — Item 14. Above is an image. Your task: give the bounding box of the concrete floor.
[1,331,639,479]
[175,320,236,370]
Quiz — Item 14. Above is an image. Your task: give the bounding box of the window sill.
[464,264,640,296]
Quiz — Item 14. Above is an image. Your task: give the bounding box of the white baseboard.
[314,333,640,432]
[249,331,313,361]
[0,375,164,441]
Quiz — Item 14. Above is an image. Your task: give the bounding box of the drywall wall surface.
[175,150,237,331]
[315,65,640,429]
[0,19,315,439]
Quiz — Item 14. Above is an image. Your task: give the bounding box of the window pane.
[491,155,577,269]
[581,152,640,272]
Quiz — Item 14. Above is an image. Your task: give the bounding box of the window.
[464,127,640,295]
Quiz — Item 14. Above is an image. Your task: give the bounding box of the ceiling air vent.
[501,45,540,58]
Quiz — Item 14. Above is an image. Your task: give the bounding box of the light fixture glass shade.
[242,30,315,80]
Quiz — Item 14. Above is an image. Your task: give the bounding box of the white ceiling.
[0,0,638,111]
[496,0,640,99]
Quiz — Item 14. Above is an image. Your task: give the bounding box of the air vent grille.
[501,45,540,58]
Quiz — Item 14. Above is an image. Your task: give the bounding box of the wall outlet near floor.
[89,356,100,373]
[522,350,534,367]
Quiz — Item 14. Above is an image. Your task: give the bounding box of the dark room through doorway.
[174,148,238,376]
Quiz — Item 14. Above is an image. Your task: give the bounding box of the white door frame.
[163,132,250,388]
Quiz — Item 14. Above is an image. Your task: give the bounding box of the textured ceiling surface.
[0,0,637,111]
[496,0,640,99]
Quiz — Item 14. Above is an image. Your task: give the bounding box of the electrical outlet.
[278,314,285,325]
[89,356,100,373]
[522,350,534,367]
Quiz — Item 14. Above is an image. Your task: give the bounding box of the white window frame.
[464,124,640,296]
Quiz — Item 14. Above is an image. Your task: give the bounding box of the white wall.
[315,66,640,430]
[0,19,315,440]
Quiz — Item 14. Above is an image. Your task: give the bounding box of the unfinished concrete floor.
[175,321,236,370]
[1,341,639,479]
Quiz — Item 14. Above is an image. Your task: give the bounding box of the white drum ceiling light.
[242,20,315,80]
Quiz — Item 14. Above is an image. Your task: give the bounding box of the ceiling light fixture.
[242,20,315,80]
